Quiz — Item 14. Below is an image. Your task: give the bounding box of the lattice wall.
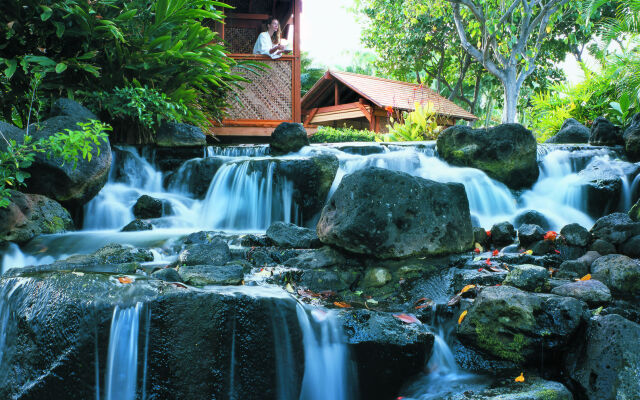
[226,59,293,121]
[226,26,258,54]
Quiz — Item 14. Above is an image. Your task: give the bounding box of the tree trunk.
[502,69,520,124]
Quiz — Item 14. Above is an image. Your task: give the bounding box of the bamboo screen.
[226,59,293,121]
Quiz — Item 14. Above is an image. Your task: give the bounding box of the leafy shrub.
[380,102,441,142]
[0,119,111,207]
[309,126,379,143]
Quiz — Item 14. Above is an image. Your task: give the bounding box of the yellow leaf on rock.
[524,250,533,255]
[515,372,525,382]
[285,283,294,293]
[460,284,476,294]
[580,274,591,281]
[474,242,484,252]
[458,310,468,325]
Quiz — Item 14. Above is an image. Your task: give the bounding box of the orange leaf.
[458,310,468,324]
[393,313,419,324]
[580,274,591,281]
[474,248,480,253]
[486,230,492,237]
[333,301,352,308]
[515,372,525,382]
[492,249,499,256]
[460,284,476,294]
[485,258,492,266]
[384,106,393,113]
[117,276,133,284]
[544,231,557,241]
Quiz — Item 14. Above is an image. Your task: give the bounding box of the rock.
[579,160,640,217]
[110,147,148,185]
[60,243,153,266]
[333,143,385,155]
[266,222,321,248]
[132,195,172,219]
[452,268,508,292]
[298,268,358,292]
[530,239,554,255]
[591,254,640,297]
[182,230,214,245]
[590,239,616,255]
[557,259,590,279]
[565,314,640,400]
[518,224,545,247]
[179,264,244,286]
[178,239,231,266]
[457,285,585,364]
[437,123,539,189]
[24,114,112,207]
[0,272,305,400]
[551,280,612,306]
[621,235,640,258]
[154,147,205,172]
[48,97,97,120]
[560,223,592,247]
[440,376,574,400]
[590,213,640,245]
[0,122,24,151]
[546,118,590,144]
[473,227,489,247]
[630,198,640,222]
[490,221,516,246]
[514,210,552,231]
[121,219,153,232]
[156,122,206,147]
[270,122,309,155]
[579,251,602,268]
[317,168,473,259]
[165,157,226,199]
[624,112,640,161]
[589,116,623,146]
[283,246,349,270]
[503,264,550,292]
[363,268,392,288]
[151,267,183,282]
[0,190,74,244]
[340,309,434,400]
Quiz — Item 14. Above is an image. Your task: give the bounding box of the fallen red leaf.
[393,314,419,324]
[477,268,484,272]
[492,249,499,256]
[117,276,133,284]
[333,301,352,308]
[485,258,492,266]
[554,249,561,254]
[544,231,558,241]
[474,248,481,253]
[486,230,492,237]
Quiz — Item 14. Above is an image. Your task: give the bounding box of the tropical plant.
[0,119,111,207]
[301,52,326,97]
[309,126,379,143]
[380,102,442,142]
[608,92,637,128]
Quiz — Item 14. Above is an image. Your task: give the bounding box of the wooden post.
[292,0,302,122]
[334,82,339,106]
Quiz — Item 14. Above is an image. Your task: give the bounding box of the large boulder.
[270,122,309,155]
[490,221,516,246]
[0,121,24,150]
[590,213,640,246]
[0,190,74,243]
[155,122,206,147]
[591,254,640,297]
[518,224,546,247]
[23,102,112,207]
[551,280,612,306]
[561,223,592,247]
[132,195,172,219]
[546,118,590,144]
[340,309,434,400]
[514,210,552,231]
[48,97,97,120]
[589,116,623,146]
[578,160,640,218]
[0,272,305,400]
[177,239,231,266]
[457,285,586,365]
[564,314,640,400]
[317,167,473,259]
[266,221,320,248]
[178,264,244,286]
[431,376,574,400]
[624,113,640,161]
[503,264,550,292]
[437,124,539,189]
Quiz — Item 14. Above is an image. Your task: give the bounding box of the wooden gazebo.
[301,70,477,133]
[212,0,302,138]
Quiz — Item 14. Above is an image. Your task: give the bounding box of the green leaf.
[116,9,138,21]
[55,62,68,74]
[4,59,17,79]
[53,21,66,38]
[40,6,53,21]
[610,102,622,115]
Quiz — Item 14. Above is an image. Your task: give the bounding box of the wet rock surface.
[178,264,244,286]
[589,116,623,146]
[551,280,612,306]
[266,221,321,249]
[547,118,590,144]
[270,122,309,155]
[156,122,206,147]
[178,238,231,266]
[590,254,640,297]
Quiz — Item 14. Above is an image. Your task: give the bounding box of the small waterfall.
[271,304,297,400]
[296,305,357,400]
[202,160,299,231]
[1,242,56,273]
[0,293,10,369]
[206,145,269,157]
[105,302,150,400]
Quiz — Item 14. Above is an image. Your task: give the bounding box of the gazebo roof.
[302,70,477,121]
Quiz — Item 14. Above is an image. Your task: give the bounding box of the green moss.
[44,216,66,233]
[474,319,529,363]
[452,149,465,159]
[536,388,564,400]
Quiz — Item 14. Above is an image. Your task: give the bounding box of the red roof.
[302,70,477,121]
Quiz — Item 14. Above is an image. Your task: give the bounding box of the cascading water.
[206,145,269,157]
[1,243,56,274]
[296,304,357,400]
[104,302,150,400]
[271,305,297,400]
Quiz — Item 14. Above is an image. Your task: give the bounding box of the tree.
[301,52,326,97]
[439,0,573,122]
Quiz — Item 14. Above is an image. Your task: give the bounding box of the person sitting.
[253,17,285,59]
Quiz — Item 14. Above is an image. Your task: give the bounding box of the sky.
[300,0,363,67]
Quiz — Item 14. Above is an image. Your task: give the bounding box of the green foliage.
[379,102,442,142]
[309,126,379,143]
[608,92,636,128]
[0,119,110,207]
[301,52,326,97]
[0,0,242,134]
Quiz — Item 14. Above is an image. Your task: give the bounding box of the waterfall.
[271,304,297,400]
[296,304,357,400]
[1,242,56,273]
[206,145,269,157]
[105,302,150,400]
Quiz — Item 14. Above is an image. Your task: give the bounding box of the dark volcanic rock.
[340,309,434,400]
[551,279,612,306]
[579,160,640,217]
[590,212,640,245]
[0,190,74,243]
[624,112,640,161]
[178,239,231,266]
[437,123,539,189]
[317,167,473,259]
[270,122,309,155]
[266,221,321,248]
[503,264,550,292]
[156,122,206,147]
[514,210,552,231]
[179,264,244,286]
[121,219,153,232]
[565,314,640,400]
[132,194,172,219]
[439,376,573,400]
[48,97,97,120]
[561,223,592,247]
[546,118,590,144]
[518,224,545,247]
[621,235,640,258]
[589,116,623,146]
[165,157,226,199]
[151,267,182,282]
[591,254,640,297]
[457,285,586,365]
[490,221,516,246]
[0,121,24,151]
[590,239,616,255]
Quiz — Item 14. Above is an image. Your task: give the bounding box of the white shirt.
[253,31,281,59]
